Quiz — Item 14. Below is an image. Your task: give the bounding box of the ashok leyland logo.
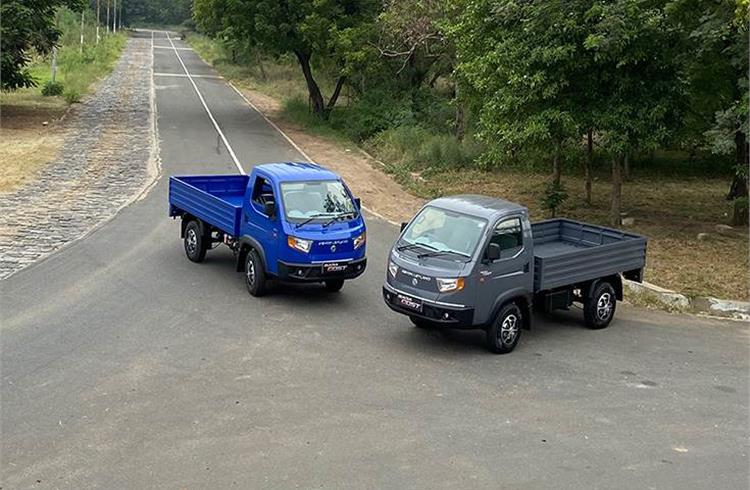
[330,244,337,252]
[412,278,418,286]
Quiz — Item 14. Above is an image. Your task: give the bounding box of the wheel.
[584,281,616,329]
[244,248,267,297]
[485,303,522,354]
[410,316,437,329]
[184,220,207,263]
[324,279,345,292]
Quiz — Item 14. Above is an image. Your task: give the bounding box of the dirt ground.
[0,98,67,193]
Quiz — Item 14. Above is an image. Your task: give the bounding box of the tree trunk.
[454,83,465,142]
[729,130,749,226]
[256,50,266,81]
[623,151,631,181]
[610,155,623,226]
[585,129,593,205]
[327,76,346,111]
[294,50,325,118]
[552,139,562,186]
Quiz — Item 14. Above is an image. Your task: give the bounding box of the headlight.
[288,236,312,253]
[436,277,465,293]
[388,261,398,278]
[353,232,366,249]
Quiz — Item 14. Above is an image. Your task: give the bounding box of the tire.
[184,220,207,263]
[584,281,616,329]
[485,303,523,354]
[410,316,437,329]
[324,279,345,292]
[244,248,267,297]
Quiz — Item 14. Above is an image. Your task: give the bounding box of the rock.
[42,121,49,126]
[697,232,710,241]
[715,224,734,235]
[621,217,635,226]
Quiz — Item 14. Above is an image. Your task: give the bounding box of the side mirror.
[400,222,408,232]
[263,201,275,218]
[354,197,362,209]
[486,243,501,261]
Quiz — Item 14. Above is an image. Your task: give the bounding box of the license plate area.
[323,262,347,274]
[397,293,423,312]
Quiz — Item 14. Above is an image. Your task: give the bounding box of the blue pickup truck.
[169,163,367,296]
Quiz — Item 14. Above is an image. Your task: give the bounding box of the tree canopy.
[0,0,82,90]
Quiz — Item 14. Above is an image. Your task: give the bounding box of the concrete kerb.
[624,279,750,320]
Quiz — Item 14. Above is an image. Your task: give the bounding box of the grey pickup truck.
[382,195,647,354]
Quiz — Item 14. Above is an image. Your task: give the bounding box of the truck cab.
[383,195,646,354]
[169,162,367,296]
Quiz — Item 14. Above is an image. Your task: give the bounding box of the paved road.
[2,31,748,489]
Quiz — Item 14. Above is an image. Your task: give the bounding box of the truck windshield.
[281,181,356,222]
[400,206,487,259]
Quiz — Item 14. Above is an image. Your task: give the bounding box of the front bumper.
[382,283,474,327]
[277,257,367,282]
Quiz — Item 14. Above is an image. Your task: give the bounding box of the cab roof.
[255,162,340,182]
[427,194,527,220]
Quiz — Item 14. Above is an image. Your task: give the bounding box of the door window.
[489,217,523,259]
[251,177,275,215]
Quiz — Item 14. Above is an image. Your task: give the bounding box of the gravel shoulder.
[0,36,158,280]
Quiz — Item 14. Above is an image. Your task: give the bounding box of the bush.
[540,181,568,218]
[64,89,82,104]
[41,80,64,96]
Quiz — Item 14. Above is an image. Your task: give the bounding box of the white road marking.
[154,72,223,80]
[153,45,193,51]
[164,32,244,174]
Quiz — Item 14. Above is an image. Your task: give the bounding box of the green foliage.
[0,0,83,89]
[540,181,569,218]
[41,80,64,96]
[124,0,192,27]
[368,126,482,171]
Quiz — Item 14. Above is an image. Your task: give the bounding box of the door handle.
[523,262,530,273]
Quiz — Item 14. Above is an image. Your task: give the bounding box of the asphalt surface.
[1,31,748,489]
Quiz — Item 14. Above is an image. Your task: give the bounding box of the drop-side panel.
[168,175,247,236]
[531,219,647,291]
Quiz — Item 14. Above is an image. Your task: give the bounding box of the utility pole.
[80,9,85,53]
[96,0,100,44]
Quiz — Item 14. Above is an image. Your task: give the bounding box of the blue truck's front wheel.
[245,249,268,297]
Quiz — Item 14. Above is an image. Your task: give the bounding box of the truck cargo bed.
[531,219,646,291]
[169,175,249,236]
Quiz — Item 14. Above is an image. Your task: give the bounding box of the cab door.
[242,174,280,273]
[475,215,533,322]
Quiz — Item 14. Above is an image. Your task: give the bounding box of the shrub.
[540,181,568,218]
[41,80,64,96]
[64,89,82,104]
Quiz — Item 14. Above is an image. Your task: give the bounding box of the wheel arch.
[236,235,267,272]
[586,274,623,301]
[490,289,533,330]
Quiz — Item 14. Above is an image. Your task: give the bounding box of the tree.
[583,0,684,225]
[0,0,83,90]
[674,0,748,225]
[452,0,589,184]
[194,0,379,119]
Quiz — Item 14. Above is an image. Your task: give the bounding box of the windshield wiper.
[397,241,438,252]
[295,213,333,229]
[417,249,472,260]
[322,211,356,227]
